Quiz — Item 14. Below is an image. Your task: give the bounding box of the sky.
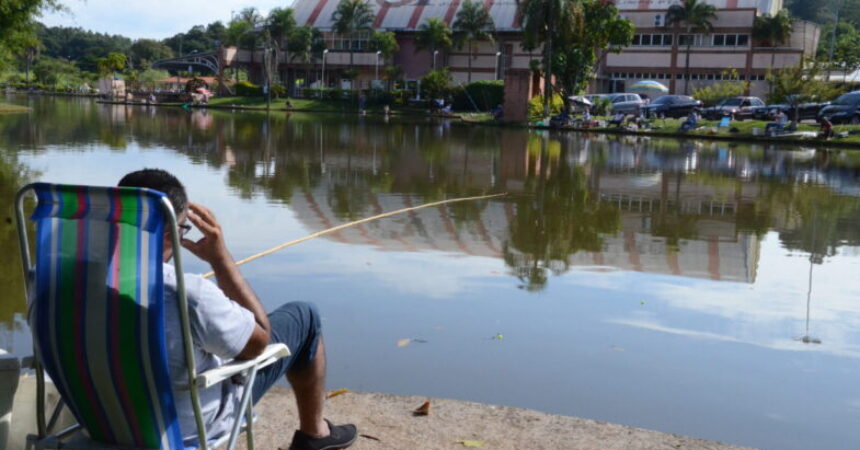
[38,0,294,40]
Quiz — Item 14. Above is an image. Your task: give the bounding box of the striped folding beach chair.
[15,183,289,450]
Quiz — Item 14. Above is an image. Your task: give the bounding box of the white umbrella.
[568,95,593,106]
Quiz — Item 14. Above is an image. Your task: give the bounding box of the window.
[738,35,749,46]
[726,35,737,46]
[713,35,725,46]
[641,35,652,46]
[632,35,641,46]
[655,14,663,27]
[679,35,695,46]
[710,34,749,47]
[663,34,673,46]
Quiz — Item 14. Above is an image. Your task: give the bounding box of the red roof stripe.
[306,0,331,26]
[443,0,462,25]
[407,0,428,29]
[374,2,391,28]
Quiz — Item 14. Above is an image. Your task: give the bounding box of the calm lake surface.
[2,95,860,450]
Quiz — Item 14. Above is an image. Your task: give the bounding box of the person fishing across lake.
[119,169,358,450]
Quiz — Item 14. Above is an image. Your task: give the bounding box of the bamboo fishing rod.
[201,192,507,279]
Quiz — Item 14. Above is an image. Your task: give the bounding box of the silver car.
[605,93,646,115]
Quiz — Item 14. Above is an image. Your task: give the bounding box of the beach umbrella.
[568,96,593,106]
[630,80,669,93]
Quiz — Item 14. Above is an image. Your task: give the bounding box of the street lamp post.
[495,51,502,80]
[433,50,439,70]
[375,51,382,87]
[321,49,329,98]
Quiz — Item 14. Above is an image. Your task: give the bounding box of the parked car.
[641,95,703,119]
[754,96,829,122]
[817,91,860,124]
[605,93,646,115]
[701,96,765,120]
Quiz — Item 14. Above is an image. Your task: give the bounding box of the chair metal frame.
[15,184,288,450]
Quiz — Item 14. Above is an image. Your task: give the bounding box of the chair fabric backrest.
[27,183,183,449]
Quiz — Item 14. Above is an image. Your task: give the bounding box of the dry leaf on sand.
[413,400,431,416]
[326,388,349,399]
[458,440,486,448]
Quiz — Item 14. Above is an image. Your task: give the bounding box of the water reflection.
[3,96,860,450]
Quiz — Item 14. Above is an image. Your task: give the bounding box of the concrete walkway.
[242,388,751,450]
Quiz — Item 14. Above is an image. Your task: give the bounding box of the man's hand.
[180,202,271,360]
[181,202,233,267]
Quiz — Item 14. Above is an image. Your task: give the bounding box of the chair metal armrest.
[196,344,290,389]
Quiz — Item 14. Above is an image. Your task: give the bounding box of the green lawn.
[0,103,30,114]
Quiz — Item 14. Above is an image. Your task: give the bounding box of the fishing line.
[201,192,508,278]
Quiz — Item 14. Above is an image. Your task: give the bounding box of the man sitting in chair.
[119,169,357,450]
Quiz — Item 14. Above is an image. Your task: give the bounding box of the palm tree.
[753,9,794,72]
[331,0,375,67]
[288,26,327,88]
[268,8,297,85]
[667,0,717,95]
[519,0,582,117]
[453,0,495,83]
[415,18,453,70]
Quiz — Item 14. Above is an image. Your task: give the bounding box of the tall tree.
[552,0,633,107]
[288,26,326,87]
[267,8,297,85]
[331,0,375,67]
[0,0,58,70]
[415,18,453,70]
[519,0,582,117]
[130,39,174,69]
[453,0,495,83]
[753,9,794,74]
[667,0,717,95]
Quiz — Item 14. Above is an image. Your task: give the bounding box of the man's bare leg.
[286,338,331,438]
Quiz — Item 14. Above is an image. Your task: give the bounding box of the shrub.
[271,84,287,98]
[420,69,452,100]
[591,96,612,116]
[528,94,563,121]
[234,80,262,96]
[452,80,504,111]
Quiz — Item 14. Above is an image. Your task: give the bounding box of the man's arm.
[181,202,271,360]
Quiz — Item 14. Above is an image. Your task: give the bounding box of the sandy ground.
[239,387,752,450]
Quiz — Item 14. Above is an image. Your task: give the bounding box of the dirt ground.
[239,387,752,450]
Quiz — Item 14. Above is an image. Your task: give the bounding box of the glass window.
[664,34,673,46]
[679,35,694,46]
[713,35,725,46]
[632,35,641,46]
[641,35,652,46]
[726,35,737,46]
[738,34,749,46]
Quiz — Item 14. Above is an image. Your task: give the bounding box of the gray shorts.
[250,301,322,404]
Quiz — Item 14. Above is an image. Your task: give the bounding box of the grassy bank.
[532,117,860,147]
[0,103,31,114]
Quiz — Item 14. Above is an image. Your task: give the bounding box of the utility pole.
[828,0,846,79]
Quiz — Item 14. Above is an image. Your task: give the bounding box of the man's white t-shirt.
[162,264,255,445]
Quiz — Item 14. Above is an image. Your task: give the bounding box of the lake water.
[2,95,860,450]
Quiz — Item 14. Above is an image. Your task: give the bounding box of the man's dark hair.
[118,169,188,214]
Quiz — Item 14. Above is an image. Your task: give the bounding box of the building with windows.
[604,0,820,97]
[279,0,818,96]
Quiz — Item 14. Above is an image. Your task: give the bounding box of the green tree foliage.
[0,0,58,61]
[267,7,297,49]
[163,24,224,56]
[552,0,633,106]
[331,0,375,66]
[415,18,453,69]
[785,0,831,23]
[453,0,495,83]
[32,56,80,85]
[767,60,842,122]
[518,0,582,116]
[667,0,717,95]
[692,69,748,105]
[96,52,126,77]
[369,31,399,59]
[129,39,173,69]
[35,25,131,73]
[421,68,453,100]
[753,8,794,76]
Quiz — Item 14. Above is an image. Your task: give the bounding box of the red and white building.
[257,0,819,96]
